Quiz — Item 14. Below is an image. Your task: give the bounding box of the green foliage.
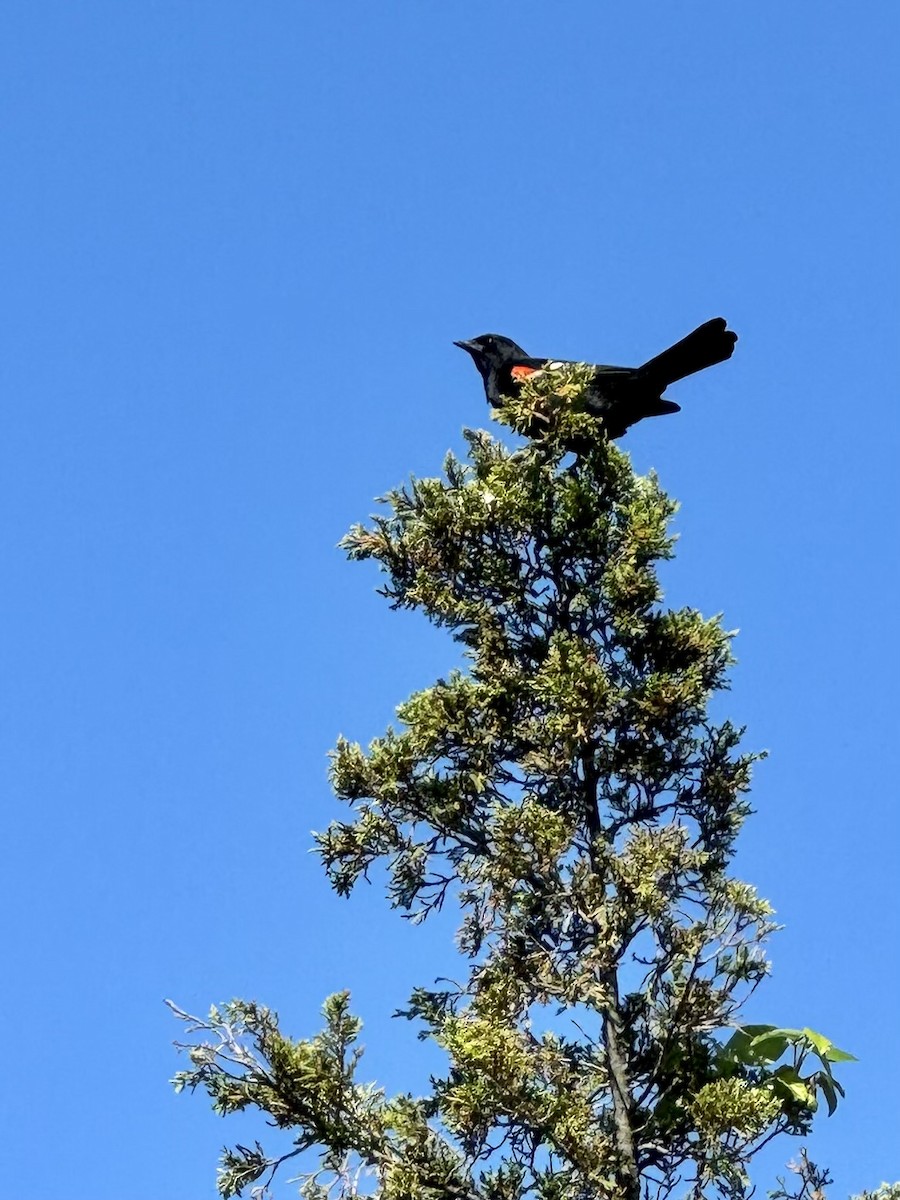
[852,1187,900,1200]
[171,370,852,1200]
[720,1026,855,1119]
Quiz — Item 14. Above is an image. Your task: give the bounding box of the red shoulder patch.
[510,364,539,381]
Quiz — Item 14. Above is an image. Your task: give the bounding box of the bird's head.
[453,333,529,380]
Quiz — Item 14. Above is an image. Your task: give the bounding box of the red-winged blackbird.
[454,318,737,439]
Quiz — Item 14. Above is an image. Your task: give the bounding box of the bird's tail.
[638,318,737,388]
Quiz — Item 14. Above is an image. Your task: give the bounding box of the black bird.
[454,318,737,439]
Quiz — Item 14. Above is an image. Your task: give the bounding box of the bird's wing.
[503,357,552,384]
[589,364,637,380]
[530,361,638,385]
[510,363,541,381]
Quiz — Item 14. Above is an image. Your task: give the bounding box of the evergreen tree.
[170,367,851,1200]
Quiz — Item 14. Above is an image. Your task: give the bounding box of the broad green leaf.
[816,1072,839,1116]
[772,1065,817,1109]
[748,1032,789,1062]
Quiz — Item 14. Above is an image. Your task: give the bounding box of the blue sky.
[1,3,898,1196]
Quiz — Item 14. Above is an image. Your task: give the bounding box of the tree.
[170,367,852,1200]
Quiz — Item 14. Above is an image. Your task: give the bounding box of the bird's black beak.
[454,339,477,354]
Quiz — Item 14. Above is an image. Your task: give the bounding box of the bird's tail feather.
[638,318,737,388]
[644,398,681,418]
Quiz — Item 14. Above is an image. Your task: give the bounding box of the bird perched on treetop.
[454,318,737,439]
